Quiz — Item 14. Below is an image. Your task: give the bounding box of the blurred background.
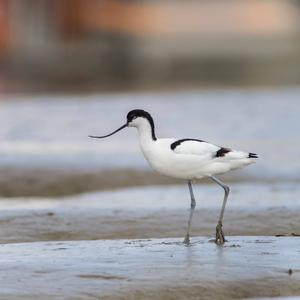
[1,0,300,91]
[0,0,300,244]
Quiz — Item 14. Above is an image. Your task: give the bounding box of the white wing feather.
[172,140,251,160]
[172,140,220,157]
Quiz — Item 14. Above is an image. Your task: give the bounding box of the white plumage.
[90,109,257,245]
[141,138,255,180]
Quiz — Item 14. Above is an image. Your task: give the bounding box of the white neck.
[136,120,156,147]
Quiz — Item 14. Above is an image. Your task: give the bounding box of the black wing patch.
[248,152,258,158]
[215,147,231,157]
[170,138,205,151]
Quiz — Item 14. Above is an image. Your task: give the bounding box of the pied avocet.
[90,109,257,245]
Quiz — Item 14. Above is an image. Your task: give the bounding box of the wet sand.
[0,182,299,299]
[0,167,178,197]
[0,166,264,198]
[0,205,300,244]
[0,237,299,300]
[0,182,299,244]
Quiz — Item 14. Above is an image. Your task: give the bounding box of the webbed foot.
[183,234,191,245]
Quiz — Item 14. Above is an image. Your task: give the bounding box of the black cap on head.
[127,109,156,140]
[127,109,151,122]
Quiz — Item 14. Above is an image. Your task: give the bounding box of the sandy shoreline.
[0,182,299,244]
[0,182,299,300]
[0,167,178,197]
[0,237,299,300]
[0,180,299,299]
[1,207,299,244]
[0,206,299,244]
[0,166,294,197]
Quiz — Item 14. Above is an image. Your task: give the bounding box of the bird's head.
[126,109,153,128]
[89,109,156,140]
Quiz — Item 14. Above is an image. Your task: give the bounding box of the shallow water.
[0,88,300,182]
[1,237,299,300]
[1,181,298,210]
[0,182,299,244]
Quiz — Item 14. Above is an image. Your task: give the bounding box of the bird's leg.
[184,180,196,245]
[210,176,230,245]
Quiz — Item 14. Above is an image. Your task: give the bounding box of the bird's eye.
[128,115,138,122]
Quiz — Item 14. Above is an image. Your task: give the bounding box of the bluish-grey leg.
[210,176,230,245]
[183,180,196,245]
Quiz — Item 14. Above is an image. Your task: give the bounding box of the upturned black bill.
[89,124,127,139]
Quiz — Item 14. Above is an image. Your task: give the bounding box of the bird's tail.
[248,152,258,158]
[225,151,258,160]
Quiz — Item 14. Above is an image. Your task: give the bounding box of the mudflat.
[0,182,299,244]
[0,237,299,300]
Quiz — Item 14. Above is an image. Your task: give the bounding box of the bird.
[89,109,257,245]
